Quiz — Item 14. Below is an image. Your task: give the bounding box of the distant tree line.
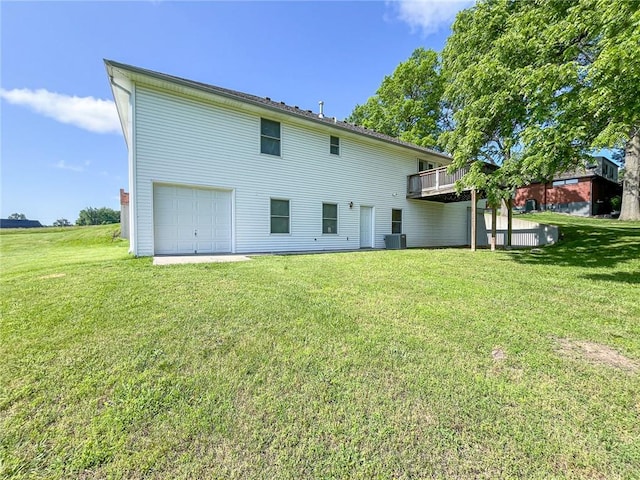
[76,207,120,226]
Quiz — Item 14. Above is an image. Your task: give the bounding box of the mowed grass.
[1,216,639,479]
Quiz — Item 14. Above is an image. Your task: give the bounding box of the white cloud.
[0,88,120,134]
[389,0,474,36]
[54,160,90,172]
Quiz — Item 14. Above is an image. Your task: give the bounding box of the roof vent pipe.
[318,101,325,118]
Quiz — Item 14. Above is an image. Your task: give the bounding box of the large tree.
[347,48,444,149]
[76,207,120,226]
[441,0,640,219]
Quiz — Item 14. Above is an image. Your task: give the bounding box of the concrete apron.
[153,255,251,265]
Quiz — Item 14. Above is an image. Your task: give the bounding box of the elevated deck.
[406,164,498,202]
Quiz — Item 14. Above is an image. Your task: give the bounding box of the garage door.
[153,185,232,255]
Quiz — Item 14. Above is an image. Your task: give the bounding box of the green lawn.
[1,216,639,479]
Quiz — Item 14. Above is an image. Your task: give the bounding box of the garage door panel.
[154,185,232,255]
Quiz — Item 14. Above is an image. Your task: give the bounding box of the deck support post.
[490,202,497,251]
[471,189,477,251]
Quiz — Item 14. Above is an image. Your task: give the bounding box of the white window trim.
[330,135,340,156]
[260,118,282,158]
[270,197,291,235]
[322,202,339,235]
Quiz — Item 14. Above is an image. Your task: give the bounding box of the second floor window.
[261,118,281,156]
[418,159,437,172]
[330,136,340,155]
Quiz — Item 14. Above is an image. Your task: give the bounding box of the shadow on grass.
[581,271,640,284]
[506,218,640,280]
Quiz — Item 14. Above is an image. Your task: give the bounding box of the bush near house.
[1,215,639,479]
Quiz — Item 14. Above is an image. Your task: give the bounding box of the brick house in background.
[515,156,622,216]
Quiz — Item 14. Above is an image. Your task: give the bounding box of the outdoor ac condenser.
[384,234,407,249]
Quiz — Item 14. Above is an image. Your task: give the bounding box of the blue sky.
[1,1,471,225]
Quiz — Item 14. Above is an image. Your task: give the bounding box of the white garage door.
[153,185,232,255]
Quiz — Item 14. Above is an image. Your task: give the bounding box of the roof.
[104,59,452,161]
[1,219,43,228]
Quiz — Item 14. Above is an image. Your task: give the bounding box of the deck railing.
[407,165,470,197]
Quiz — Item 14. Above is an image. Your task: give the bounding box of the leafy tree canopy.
[76,207,120,226]
[441,0,639,216]
[347,48,444,149]
[53,218,72,227]
[8,213,27,220]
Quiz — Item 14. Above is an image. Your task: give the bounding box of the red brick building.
[515,157,622,216]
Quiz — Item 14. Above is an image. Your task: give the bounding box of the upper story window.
[322,203,338,234]
[552,179,579,187]
[270,198,290,234]
[261,118,281,156]
[418,159,437,172]
[392,209,402,234]
[330,136,340,155]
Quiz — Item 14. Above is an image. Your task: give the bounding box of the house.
[515,156,622,216]
[0,219,43,229]
[120,188,130,239]
[106,60,552,256]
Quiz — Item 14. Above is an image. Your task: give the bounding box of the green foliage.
[611,195,622,211]
[76,207,120,226]
[441,0,640,216]
[53,218,72,227]
[7,213,26,220]
[1,218,639,478]
[347,48,444,149]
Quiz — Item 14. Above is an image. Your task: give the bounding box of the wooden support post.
[471,189,477,252]
[490,203,497,251]
[507,197,513,249]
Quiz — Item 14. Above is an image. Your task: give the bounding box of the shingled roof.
[0,219,43,229]
[105,59,451,161]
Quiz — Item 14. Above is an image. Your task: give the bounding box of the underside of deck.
[407,188,475,203]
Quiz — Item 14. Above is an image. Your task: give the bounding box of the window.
[322,203,338,234]
[261,118,281,156]
[418,159,437,172]
[270,199,289,234]
[392,209,402,234]
[553,179,578,187]
[330,136,340,155]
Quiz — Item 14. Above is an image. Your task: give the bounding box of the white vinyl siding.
[130,84,465,255]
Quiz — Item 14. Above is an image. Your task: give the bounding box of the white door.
[360,206,374,248]
[154,185,232,254]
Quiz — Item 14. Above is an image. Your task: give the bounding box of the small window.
[392,209,402,234]
[552,180,565,187]
[330,136,340,155]
[261,118,281,156]
[270,198,289,234]
[565,178,578,185]
[322,203,338,234]
[418,159,437,172]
